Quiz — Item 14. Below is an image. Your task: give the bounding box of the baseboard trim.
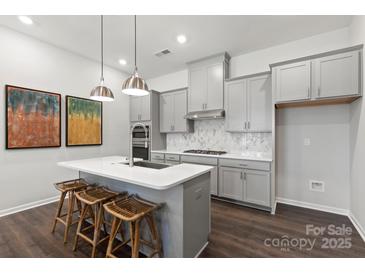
[349,213,365,242]
[0,195,59,218]
[276,197,349,216]
[195,241,209,258]
[271,200,277,215]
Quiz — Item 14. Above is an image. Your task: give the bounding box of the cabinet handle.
[202,103,205,110]
[239,163,247,167]
[307,87,310,98]
[240,172,243,180]
[318,87,320,97]
[247,121,250,129]
[244,122,247,129]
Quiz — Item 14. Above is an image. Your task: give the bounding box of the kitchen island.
[58,156,212,258]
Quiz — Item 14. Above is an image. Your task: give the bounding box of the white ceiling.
[0,15,353,79]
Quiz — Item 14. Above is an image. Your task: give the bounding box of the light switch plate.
[304,138,311,146]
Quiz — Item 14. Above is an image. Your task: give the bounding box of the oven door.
[132,143,150,160]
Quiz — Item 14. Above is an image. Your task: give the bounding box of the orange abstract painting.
[6,85,61,149]
[66,96,102,146]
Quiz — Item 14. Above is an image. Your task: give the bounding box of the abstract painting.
[6,85,61,149]
[66,96,102,146]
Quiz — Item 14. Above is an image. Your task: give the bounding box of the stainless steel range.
[183,149,227,155]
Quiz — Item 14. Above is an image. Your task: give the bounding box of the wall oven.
[132,125,150,160]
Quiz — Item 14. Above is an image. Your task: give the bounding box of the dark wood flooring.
[0,199,364,258]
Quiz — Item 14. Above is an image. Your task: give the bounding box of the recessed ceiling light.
[119,59,127,65]
[18,15,33,25]
[177,34,187,44]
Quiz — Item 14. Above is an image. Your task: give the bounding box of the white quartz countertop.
[57,156,213,190]
[151,150,272,162]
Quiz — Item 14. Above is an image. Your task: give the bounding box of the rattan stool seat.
[54,179,88,193]
[76,187,119,205]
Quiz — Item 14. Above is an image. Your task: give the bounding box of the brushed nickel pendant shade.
[90,15,114,102]
[122,15,149,96]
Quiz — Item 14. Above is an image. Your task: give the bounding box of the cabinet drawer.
[219,158,270,171]
[151,153,165,161]
[181,155,218,166]
[165,154,180,162]
[165,160,180,165]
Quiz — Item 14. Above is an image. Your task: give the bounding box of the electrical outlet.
[304,138,311,146]
[309,180,325,192]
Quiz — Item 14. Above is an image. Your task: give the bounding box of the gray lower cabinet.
[218,166,271,207]
[151,152,165,163]
[130,94,151,122]
[218,167,243,200]
[244,169,271,207]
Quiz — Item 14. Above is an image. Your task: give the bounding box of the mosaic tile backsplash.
[166,120,272,154]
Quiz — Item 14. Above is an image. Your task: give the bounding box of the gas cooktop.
[183,149,227,155]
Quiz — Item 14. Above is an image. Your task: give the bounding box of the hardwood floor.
[0,199,364,258]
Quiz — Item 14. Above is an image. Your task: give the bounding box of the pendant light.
[90,15,114,102]
[122,15,149,96]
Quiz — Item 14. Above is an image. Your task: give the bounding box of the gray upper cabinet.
[160,89,191,133]
[244,169,270,207]
[187,53,230,112]
[130,94,151,122]
[225,73,272,132]
[225,80,246,132]
[272,46,363,105]
[274,60,311,102]
[313,50,360,98]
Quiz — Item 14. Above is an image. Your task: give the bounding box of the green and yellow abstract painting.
[66,96,102,146]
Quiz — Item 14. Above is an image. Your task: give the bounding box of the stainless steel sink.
[122,161,170,169]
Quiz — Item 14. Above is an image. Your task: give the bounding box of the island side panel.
[79,171,184,258]
[183,172,211,257]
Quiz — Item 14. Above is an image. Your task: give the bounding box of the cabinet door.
[160,93,174,133]
[275,60,311,102]
[173,90,188,132]
[225,80,246,132]
[313,50,360,98]
[219,167,243,201]
[130,96,141,122]
[188,67,207,112]
[140,94,151,121]
[244,170,270,207]
[247,74,272,132]
[206,63,224,110]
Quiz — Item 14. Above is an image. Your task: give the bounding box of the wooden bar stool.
[103,195,162,258]
[51,178,89,243]
[73,186,124,258]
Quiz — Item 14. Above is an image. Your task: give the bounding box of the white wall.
[276,105,350,211]
[0,26,130,213]
[147,27,350,91]
[349,16,365,234]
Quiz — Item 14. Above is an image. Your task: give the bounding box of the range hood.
[184,109,225,120]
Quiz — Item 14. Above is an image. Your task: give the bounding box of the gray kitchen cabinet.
[274,60,311,102]
[151,152,165,163]
[218,166,243,201]
[160,93,174,132]
[160,89,190,133]
[244,169,271,207]
[187,53,230,113]
[206,63,224,110]
[130,94,151,122]
[225,79,246,132]
[225,73,271,132]
[313,50,361,98]
[188,67,207,112]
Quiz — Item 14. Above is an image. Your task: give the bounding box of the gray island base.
[58,156,212,258]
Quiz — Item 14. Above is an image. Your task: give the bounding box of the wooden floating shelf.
[275,96,361,109]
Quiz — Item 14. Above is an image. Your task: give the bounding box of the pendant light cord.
[134,15,137,71]
[101,15,104,82]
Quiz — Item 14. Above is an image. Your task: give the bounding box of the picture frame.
[5,85,61,149]
[65,95,103,147]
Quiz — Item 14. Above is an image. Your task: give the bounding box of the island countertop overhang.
[57,156,213,190]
